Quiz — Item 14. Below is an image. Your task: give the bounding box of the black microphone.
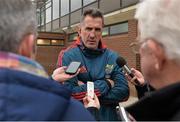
[116,56,141,86]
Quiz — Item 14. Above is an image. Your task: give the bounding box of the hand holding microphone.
[116,56,145,86]
[128,68,145,86]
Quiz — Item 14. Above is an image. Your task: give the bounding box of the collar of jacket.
[0,51,49,78]
[75,37,107,58]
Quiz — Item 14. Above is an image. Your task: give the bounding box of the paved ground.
[120,96,139,107]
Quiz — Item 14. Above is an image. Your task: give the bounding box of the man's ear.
[18,34,35,58]
[78,23,82,36]
[78,27,81,36]
[148,40,166,70]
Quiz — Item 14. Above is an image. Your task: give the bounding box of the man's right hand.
[106,79,115,88]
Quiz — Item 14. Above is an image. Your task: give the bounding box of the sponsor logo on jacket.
[105,64,114,78]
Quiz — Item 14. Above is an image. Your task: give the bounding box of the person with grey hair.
[82,0,180,121]
[125,0,180,120]
[0,0,95,120]
[56,8,129,121]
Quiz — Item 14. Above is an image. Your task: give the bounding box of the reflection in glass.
[69,33,78,41]
[61,0,69,16]
[71,0,81,12]
[40,7,45,26]
[46,0,51,23]
[51,40,65,46]
[102,27,109,36]
[37,39,51,45]
[83,0,96,6]
[53,0,59,20]
[110,22,128,35]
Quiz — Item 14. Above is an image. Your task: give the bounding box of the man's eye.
[95,28,101,32]
[85,27,93,31]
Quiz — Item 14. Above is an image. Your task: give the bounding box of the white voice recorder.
[87,81,94,99]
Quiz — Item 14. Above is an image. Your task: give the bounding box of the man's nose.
[89,30,95,38]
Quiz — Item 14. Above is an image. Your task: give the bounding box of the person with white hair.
[126,0,180,120]
[83,0,180,120]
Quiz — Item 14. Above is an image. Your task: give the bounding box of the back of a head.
[136,0,180,64]
[0,0,37,53]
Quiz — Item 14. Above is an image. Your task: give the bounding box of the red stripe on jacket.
[72,89,101,100]
[57,43,77,67]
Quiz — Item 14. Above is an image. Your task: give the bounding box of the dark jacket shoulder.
[0,68,94,121]
[126,82,180,121]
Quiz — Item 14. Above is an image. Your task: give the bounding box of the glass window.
[71,0,81,12]
[61,0,69,16]
[46,0,51,23]
[61,15,69,27]
[53,0,59,20]
[69,33,78,41]
[51,40,65,46]
[37,39,65,46]
[102,27,109,36]
[45,21,51,31]
[83,2,98,13]
[99,0,120,14]
[52,19,60,30]
[46,0,51,8]
[37,39,51,45]
[36,9,40,26]
[46,8,51,23]
[40,7,45,26]
[70,10,81,24]
[122,0,139,8]
[83,0,96,6]
[110,22,128,35]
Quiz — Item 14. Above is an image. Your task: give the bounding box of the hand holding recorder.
[65,61,81,75]
[87,81,94,99]
[126,68,145,86]
[116,56,145,86]
[52,62,81,83]
[83,94,100,109]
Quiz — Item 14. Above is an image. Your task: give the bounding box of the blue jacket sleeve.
[100,64,129,103]
[64,77,112,100]
[99,51,129,104]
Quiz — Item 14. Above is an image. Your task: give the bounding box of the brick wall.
[36,46,63,75]
[103,19,138,68]
[103,19,138,96]
[36,32,66,75]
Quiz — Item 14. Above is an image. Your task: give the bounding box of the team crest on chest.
[105,64,114,78]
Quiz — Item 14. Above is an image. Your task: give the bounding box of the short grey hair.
[135,0,180,62]
[80,8,104,25]
[0,0,37,53]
